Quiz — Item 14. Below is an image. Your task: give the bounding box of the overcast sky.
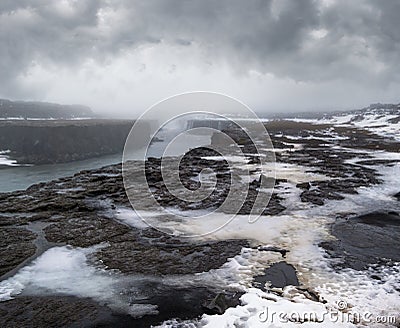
[1,0,400,116]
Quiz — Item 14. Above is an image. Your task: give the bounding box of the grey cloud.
[0,0,399,100]
[0,0,104,96]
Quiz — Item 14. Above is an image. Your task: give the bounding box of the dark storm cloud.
[1,0,399,99]
[0,0,104,96]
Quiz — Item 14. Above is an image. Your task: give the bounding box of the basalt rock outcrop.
[0,119,149,164]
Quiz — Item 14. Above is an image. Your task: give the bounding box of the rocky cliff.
[0,120,149,164]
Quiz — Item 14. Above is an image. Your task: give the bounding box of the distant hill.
[258,102,400,120]
[275,102,400,142]
[0,99,95,119]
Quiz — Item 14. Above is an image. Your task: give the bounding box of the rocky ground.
[0,118,399,327]
[0,160,251,327]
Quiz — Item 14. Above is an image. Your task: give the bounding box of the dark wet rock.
[0,278,244,328]
[333,126,400,153]
[0,296,113,328]
[0,154,253,325]
[140,148,284,216]
[293,160,380,205]
[144,149,234,211]
[320,212,400,270]
[144,121,389,212]
[261,120,392,206]
[0,119,397,325]
[0,173,248,275]
[202,292,243,315]
[298,176,374,205]
[264,120,332,136]
[215,124,260,155]
[253,262,299,290]
[236,191,285,216]
[0,291,236,328]
[394,192,400,201]
[129,286,241,327]
[44,216,132,248]
[0,227,36,277]
[0,214,35,227]
[272,140,294,149]
[257,246,288,257]
[356,211,400,227]
[300,188,345,205]
[297,288,324,303]
[296,182,311,190]
[95,234,248,275]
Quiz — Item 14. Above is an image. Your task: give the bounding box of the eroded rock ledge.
[0,119,149,164]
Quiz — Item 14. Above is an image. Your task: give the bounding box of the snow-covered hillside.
[289,103,400,141]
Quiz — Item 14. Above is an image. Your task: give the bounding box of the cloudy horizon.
[1,0,400,117]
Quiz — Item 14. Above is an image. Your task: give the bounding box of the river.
[0,132,212,193]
